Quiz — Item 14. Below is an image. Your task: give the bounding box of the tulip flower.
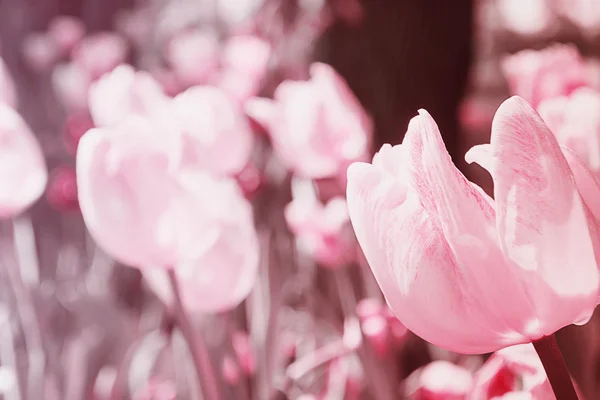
[502,45,589,108]
[52,62,92,112]
[0,57,16,107]
[346,96,600,354]
[88,64,168,128]
[537,88,600,177]
[142,173,259,312]
[77,115,259,311]
[0,104,47,217]
[48,16,86,56]
[246,62,371,180]
[166,29,219,88]
[471,344,553,400]
[496,0,555,36]
[171,85,253,176]
[410,361,473,400]
[72,32,128,80]
[215,35,271,104]
[285,179,355,267]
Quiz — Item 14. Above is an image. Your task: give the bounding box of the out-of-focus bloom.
[166,30,219,88]
[471,344,553,399]
[285,179,355,267]
[217,0,264,28]
[346,96,600,354]
[72,32,128,80]
[247,62,371,180]
[46,165,78,212]
[0,105,47,217]
[142,173,259,313]
[502,45,588,107]
[88,64,168,128]
[496,0,555,36]
[0,57,16,107]
[215,35,271,104]
[410,361,473,400]
[52,62,92,111]
[48,16,86,56]
[64,110,95,154]
[22,33,59,72]
[556,0,600,34]
[172,86,253,176]
[537,88,600,176]
[77,116,214,268]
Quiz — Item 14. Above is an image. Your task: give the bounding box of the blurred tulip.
[142,174,259,313]
[52,62,91,111]
[0,57,16,107]
[215,35,271,103]
[285,179,355,267]
[76,116,199,268]
[496,0,555,36]
[72,32,128,80]
[48,16,86,56]
[412,361,473,400]
[46,165,79,212]
[172,86,254,176]
[88,64,168,128]
[246,62,371,180]
[538,88,600,176]
[166,29,219,88]
[471,344,553,399]
[502,44,588,108]
[0,104,47,217]
[346,96,600,354]
[22,33,60,72]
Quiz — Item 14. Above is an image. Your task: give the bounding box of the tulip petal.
[488,96,599,329]
[403,111,536,339]
[347,150,525,353]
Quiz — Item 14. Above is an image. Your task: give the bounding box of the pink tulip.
[217,0,264,28]
[171,86,254,176]
[502,44,588,108]
[412,361,473,400]
[346,96,600,354]
[285,180,355,267]
[0,105,47,217]
[215,35,271,104]
[142,174,259,312]
[496,0,555,36]
[47,16,86,56]
[76,116,214,266]
[22,33,59,72]
[246,62,371,179]
[52,62,91,112]
[88,64,168,128]
[471,344,553,399]
[46,165,78,212]
[72,32,128,80]
[537,88,600,176]
[166,29,219,88]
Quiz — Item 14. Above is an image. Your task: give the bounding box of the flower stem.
[168,270,221,400]
[532,334,579,400]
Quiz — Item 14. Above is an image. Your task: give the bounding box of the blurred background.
[0,0,600,399]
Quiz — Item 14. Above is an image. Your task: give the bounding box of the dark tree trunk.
[315,0,474,163]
